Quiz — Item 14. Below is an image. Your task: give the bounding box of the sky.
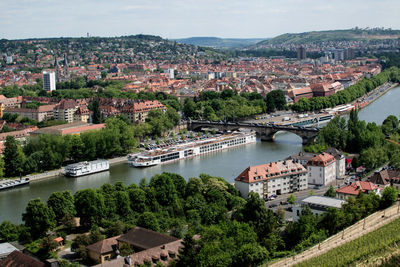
[1,0,400,40]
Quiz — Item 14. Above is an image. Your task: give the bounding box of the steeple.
[64,53,70,79]
[54,55,60,82]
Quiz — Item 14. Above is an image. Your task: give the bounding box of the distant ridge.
[255,28,400,46]
[174,37,267,49]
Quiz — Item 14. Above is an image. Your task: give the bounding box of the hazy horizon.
[2,0,400,40]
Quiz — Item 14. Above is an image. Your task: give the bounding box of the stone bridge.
[187,120,320,145]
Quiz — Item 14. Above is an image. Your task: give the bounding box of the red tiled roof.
[307,153,336,167]
[87,235,121,254]
[117,227,179,251]
[0,250,45,267]
[235,159,307,183]
[336,181,379,195]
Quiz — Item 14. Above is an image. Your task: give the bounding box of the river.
[1,85,400,224]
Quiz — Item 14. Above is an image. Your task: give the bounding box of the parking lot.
[140,131,220,151]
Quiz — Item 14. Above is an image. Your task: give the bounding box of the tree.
[287,194,296,205]
[324,185,336,198]
[22,199,56,239]
[3,136,26,177]
[128,188,147,213]
[380,186,398,209]
[237,192,278,239]
[149,173,178,206]
[175,233,197,267]
[47,191,76,222]
[137,212,159,231]
[233,243,269,267]
[119,243,134,257]
[74,189,105,228]
[0,221,21,242]
[266,90,286,112]
[92,97,102,124]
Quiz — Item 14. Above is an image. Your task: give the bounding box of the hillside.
[256,28,400,46]
[0,34,224,63]
[174,37,267,49]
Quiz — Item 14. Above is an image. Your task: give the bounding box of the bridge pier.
[260,134,274,142]
[301,136,316,145]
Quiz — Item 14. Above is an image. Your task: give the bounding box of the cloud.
[1,0,400,39]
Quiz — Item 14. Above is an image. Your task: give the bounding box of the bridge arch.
[187,121,319,145]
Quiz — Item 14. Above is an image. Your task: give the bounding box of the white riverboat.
[128,132,256,167]
[65,159,109,177]
[0,178,30,191]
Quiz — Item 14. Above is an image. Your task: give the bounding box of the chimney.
[124,256,132,265]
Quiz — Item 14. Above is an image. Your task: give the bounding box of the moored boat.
[65,159,109,177]
[128,132,256,167]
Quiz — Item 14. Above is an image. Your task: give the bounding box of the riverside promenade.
[6,156,129,183]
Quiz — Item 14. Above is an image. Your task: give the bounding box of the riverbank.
[0,83,398,186]
[352,82,398,111]
[0,155,129,184]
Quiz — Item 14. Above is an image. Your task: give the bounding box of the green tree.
[287,194,296,205]
[92,97,102,124]
[324,185,336,198]
[149,173,178,206]
[47,191,76,223]
[74,189,105,228]
[137,212,160,231]
[22,199,56,239]
[3,136,26,177]
[119,243,134,256]
[380,186,398,209]
[0,221,21,242]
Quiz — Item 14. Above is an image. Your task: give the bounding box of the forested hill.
[174,37,267,49]
[0,34,223,62]
[255,28,400,46]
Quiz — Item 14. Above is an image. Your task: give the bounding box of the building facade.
[42,71,56,91]
[235,159,308,199]
[307,152,336,186]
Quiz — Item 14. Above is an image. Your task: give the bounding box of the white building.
[307,152,336,186]
[234,159,308,199]
[325,148,346,179]
[292,196,345,221]
[42,71,56,91]
[164,68,174,79]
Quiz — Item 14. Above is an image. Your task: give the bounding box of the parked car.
[269,203,278,208]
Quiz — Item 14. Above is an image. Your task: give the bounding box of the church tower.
[64,53,70,80]
[54,55,60,82]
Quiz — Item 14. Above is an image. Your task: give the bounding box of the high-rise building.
[297,46,306,60]
[42,71,56,91]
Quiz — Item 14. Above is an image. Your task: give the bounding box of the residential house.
[307,152,336,186]
[234,159,308,199]
[53,99,79,123]
[120,100,166,124]
[93,239,183,267]
[86,235,121,264]
[87,227,180,265]
[311,83,335,97]
[368,169,400,190]
[292,196,345,221]
[336,181,381,200]
[73,106,90,123]
[0,250,45,267]
[325,148,346,178]
[4,104,55,122]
